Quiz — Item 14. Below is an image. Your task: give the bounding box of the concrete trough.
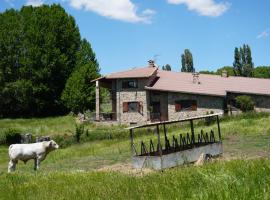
[133,142,223,170]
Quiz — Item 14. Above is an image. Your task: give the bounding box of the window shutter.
[138,102,143,113]
[123,102,128,112]
[175,103,181,112]
[191,102,197,111]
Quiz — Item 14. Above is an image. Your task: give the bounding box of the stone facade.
[116,78,149,125]
[167,93,224,121]
[97,78,270,125]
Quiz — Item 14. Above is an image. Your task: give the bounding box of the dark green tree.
[162,64,171,71]
[233,44,254,77]
[0,4,87,117]
[61,62,99,113]
[181,49,194,72]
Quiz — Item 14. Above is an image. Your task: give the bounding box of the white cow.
[8,140,59,172]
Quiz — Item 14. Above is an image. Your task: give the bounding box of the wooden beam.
[127,113,223,130]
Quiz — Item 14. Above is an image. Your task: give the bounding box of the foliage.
[253,66,270,78]
[74,124,85,143]
[233,44,254,77]
[0,128,22,145]
[0,4,99,117]
[181,49,194,72]
[162,64,171,71]
[61,62,99,113]
[235,95,255,112]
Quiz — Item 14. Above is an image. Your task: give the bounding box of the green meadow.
[0,112,270,199]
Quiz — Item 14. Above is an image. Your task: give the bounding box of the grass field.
[0,112,270,199]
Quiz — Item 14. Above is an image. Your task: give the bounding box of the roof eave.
[145,86,226,97]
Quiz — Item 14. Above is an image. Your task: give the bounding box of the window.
[122,80,138,89]
[123,102,143,113]
[175,100,197,112]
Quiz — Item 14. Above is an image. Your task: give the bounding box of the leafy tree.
[235,95,255,112]
[162,64,171,71]
[233,44,254,77]
[181,49,194,72]
[61,62,99,113]
[253,66,270,78]
[0,4,91,117]
[199,70,216,75]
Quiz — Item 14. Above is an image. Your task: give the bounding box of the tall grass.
[0,159,269,200]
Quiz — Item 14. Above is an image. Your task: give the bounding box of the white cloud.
[167,0,230,17]
[25,0,44,7]
[68,0,155,23]
[257,29,270,39]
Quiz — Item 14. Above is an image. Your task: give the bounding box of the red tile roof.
[97,66,270,97]
[105,66,158,79]
[146,70,270,97]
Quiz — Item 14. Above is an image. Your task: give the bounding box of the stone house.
[93,61,270,125]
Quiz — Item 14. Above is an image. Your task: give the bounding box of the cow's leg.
[8,160,17,173]
[34,158,41,170]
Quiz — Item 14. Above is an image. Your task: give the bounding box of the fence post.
[157,125,162,157]
[216,115,221,142]
[190,120,195,144]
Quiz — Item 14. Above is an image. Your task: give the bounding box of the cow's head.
[48,140,59,150]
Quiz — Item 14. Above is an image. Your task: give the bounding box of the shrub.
[0,129,22,145]
[235,95,255,112]
[74,124,84,143]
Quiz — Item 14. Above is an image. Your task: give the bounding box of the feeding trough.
[128,113,223,170]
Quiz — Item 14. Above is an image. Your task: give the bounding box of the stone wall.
[168,93,224,121]
[116,78,149,125]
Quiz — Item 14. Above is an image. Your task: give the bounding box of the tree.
[0,4,86,117]
[253,66,270,78]
[61,62,99,113]
[233,44,254,77]
[181,49,194,72]
[162,64,171,71]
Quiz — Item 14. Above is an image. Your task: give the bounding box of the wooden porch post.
[95,80,100,121]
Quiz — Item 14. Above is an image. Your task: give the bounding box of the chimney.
[148,60,155,68]
[221,70,228,78]
[192,72,200,84]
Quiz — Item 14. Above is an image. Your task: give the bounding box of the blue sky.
[1,0,270,74]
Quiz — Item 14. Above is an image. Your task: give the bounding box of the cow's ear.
[49,141,53,146]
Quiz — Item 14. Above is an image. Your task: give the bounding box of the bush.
[74,124,85,143]
[235,95,255,112]
[0,129,22,145]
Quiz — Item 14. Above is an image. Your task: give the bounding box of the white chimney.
[221,70,228,78]
[192,72,200,84]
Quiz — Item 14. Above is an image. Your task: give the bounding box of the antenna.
[153,54,160,62]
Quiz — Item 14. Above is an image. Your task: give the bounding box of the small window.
[122,80,138,89]
[123,102,143,113]
[175,100,197,112]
